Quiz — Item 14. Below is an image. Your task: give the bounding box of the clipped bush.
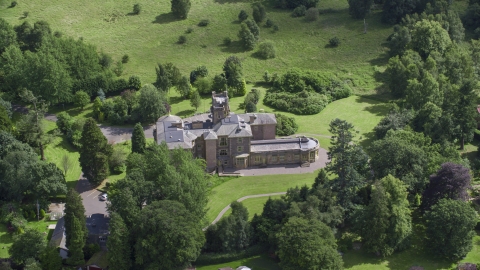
[265,18,274,28]
[329,36,340,47]
[245,102,257,112]
[39,209,46,219]
[29,210,35,220]
[128,75,141,90]
[122,54,129,63]
[305,7,319,21]
[133,3,141,15]
[23,11,29,18]
[257,41,276,59]
[252,4,266,23]
[178,35,187,44]
[273,24,279,31]
[114,61,124,77]
[263,71,271,82]
[238,10,248,21]
[223,37,232,46]
[198,19,210,27]
[186,27,194,33]
[53,31,63,38]
[10,1,17,8]
[292,5,306,17]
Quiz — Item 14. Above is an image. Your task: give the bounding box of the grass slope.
[222,195,283,221]
[0,0,391,93]
[206,171,317,223]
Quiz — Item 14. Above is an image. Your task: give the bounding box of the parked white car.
[99,193,108,201]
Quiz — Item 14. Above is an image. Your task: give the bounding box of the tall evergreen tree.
[66,216,85,266]
[326,119,370,214]
[131,123,146,154]
[107,213,132,270]
[353,175,412,257]
[455,80,477,150]
[64,189,87,249]
[79,118,112,185]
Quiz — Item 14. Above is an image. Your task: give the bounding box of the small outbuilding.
[49,216,68,259]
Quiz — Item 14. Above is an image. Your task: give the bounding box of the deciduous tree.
[190,90,201,111]
[171,0,191,19]
[134,200,204,269]
[425,199,477,260]
[137,84,167,123]
[9,229,45,265]
[421,162,471,211]
[353,175,411,257]
[276,217,343,270]
[74,91,90,110]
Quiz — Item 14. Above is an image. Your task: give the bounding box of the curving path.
[209,192,287,227]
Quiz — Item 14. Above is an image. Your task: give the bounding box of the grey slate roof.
[238,113,277,125]
[156,115,196,149]
[49,216,67,250]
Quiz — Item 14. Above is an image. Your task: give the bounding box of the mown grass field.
[206,171,318,223]
[44,120,82,190]
[0,0,392,94]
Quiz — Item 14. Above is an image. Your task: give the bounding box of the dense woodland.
[1,0,480,269]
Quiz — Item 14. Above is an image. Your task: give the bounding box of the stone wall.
[251,124,276,140]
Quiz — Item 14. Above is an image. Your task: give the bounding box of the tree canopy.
[276,217,343,270]
[134,200,204,269]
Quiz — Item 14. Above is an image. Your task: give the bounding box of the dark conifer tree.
[131,123,146,154]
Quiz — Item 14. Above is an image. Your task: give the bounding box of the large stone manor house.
[154,91,320,171]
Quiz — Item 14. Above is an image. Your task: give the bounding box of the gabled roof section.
[213,113,253,138]
[49,216,67,250]
[238,113,277,125]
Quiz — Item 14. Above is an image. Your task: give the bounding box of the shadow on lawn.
[176,109,195,118]
[152,13,179,24]
[354,97,389,117]
[220,41,246,54]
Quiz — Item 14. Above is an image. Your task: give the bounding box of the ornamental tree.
[421,162,471,211]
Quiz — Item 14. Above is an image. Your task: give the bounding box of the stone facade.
[155,91,319,171]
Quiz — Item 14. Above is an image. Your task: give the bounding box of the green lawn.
[222,195,283,221]
[0,0,391,94]
[44,120,82,190]
[0,219,57,259]
[206,171,317,223]
[196,255,280,270]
